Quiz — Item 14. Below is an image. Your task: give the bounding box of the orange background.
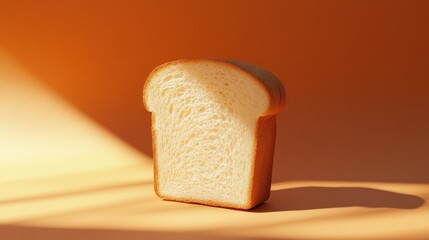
[1,1,429,239]
[1,0,428,183]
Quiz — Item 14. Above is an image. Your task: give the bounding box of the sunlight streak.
[0,49,151,182]
[0,48,152,223]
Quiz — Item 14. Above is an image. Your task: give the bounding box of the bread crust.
[151,113,162,199]
[215,59,286,116]
[143,59,285,210]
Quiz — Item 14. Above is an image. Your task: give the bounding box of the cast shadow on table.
[252,186,425,213]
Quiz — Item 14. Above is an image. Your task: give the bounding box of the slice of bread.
[143,59,285,209]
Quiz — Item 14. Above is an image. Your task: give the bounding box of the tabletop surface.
[1,49,428,240]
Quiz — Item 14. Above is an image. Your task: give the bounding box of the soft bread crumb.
[143,59,285,209]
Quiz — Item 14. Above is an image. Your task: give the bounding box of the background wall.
[1,0,428,183]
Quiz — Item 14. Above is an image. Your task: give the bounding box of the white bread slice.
[143,59,285,209]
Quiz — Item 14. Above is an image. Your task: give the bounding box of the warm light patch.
[0,49,151,182]
[0,48,152,223]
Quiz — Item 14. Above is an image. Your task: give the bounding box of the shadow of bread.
[253,187,425,212]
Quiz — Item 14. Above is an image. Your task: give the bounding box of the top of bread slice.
[144,59,285,115]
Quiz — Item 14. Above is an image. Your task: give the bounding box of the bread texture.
[143,59,285,209]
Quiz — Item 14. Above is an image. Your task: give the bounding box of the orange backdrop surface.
[1,0,428,184]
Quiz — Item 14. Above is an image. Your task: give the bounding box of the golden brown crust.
[151,113,162,199]
[214,59,286,116]
[159,195,252,210]
[143,59,285,210]
[248,115,277,208]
